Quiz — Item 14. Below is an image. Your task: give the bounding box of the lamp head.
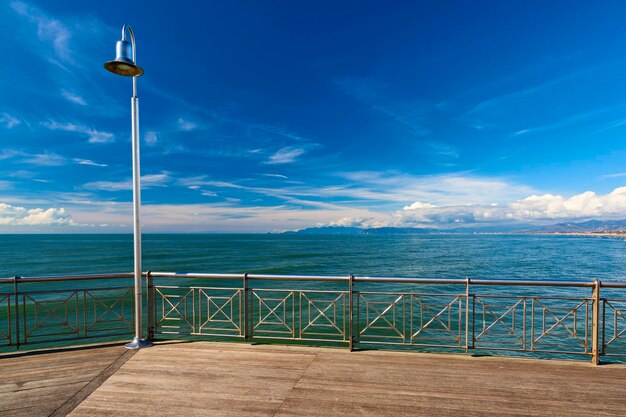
[104,30,144,77]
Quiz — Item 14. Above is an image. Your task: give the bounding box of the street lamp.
[104,25,151,349]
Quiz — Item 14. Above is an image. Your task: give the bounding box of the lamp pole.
[104,25,152,349]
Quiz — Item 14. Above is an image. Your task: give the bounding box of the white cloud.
[8,170,35,179]
[11,1,73,61]
[265,147,306,164]
[177,118,198,131]
[334,171,536,206]
[262,173,288,179]
[0,202,76,226]
[327,217,372,227]
[42,120,114,143]
[72,158,107,167]
[68,202,382,233]
[82,172,171,191]
[0,149,22,160]
[422,141,460,159]
[403,201,437,210]
[0,149,68,166]
[144,131,159,145]
[61,90,86,105]
[0,113,21,128]
[82,180,131,192]
[27,179,626,233]
[392,186,626,226]
[22,152,66,166]
[603,172,626,179]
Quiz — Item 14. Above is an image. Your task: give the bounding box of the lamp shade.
[104,39,144,77]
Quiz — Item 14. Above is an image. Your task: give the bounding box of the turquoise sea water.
[1,234,626,359]
[1,233,626,281]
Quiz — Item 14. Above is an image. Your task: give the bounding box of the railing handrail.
[3,271,626,288]
[0,272,134,284]
[148,272,626,288]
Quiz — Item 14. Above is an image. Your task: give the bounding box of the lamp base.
[124,337,153,350]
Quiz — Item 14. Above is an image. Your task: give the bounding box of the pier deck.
[2,342,626,416]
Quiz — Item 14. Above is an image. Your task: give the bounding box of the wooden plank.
[276,350,626,416]
[71,342,319,417]
[71,343,626,417]
[4,341,626,416]
[0,345,128,417]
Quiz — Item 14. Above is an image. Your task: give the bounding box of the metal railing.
[146,272,626,364]
[2,272,626,363]
[0,273,135,349]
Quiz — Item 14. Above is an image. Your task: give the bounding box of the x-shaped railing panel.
[23,292,79,341]
[85,289,133,333]
[252,291,295,337]
[410,294,463,346]
[198,289,242,336]
[0,294,10,344]
[358,294,405,341]
[300,292,346,340]
[531,298,590,353]
[602,299,626,353]
[473,297,526,350]
[156,288,195,333]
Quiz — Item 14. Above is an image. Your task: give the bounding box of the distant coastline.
[286,219,626,236]
[522,231,626,238]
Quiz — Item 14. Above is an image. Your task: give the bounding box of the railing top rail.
[2,271,626,288]
[149,272,607,287]
[149,272,243,280]
[148,271,350,282]
[357,277,596,287]
[601,282,626,289]
[0,272,134,284]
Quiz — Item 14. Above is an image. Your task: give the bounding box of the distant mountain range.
[534,219,626,233]
[285,219,626,235]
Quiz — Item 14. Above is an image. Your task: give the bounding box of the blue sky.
[2,1,626,232]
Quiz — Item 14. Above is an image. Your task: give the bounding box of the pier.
[3,341,626,416]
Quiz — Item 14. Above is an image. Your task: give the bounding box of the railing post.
[348,274,354,351]
[243,273,249,341]
[465,276,470,353]
[13,276,20,349]
[591,279,601,365]
[146,271,154,341]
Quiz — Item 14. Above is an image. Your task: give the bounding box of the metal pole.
[348,274,354,351]
[243,273,249,341]
[591,279,601,365]
[146,271,155,341]
[465,276,470,353]
[124,26,151,349]
[13,276,19,348]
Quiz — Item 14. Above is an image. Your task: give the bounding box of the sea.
[1,233,625,281]
[2,233,626,359]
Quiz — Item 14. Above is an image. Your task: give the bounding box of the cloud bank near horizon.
[0,203,76,226]
[328,186,626,229]
[3,184,626,233]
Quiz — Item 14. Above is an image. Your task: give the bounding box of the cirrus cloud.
[42,120,114,143]
[265,147,306,164]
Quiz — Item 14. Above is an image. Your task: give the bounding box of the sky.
[2,1,626,233]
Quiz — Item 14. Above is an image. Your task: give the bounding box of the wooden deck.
[2,342,626,416]
[0,344,134,417]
